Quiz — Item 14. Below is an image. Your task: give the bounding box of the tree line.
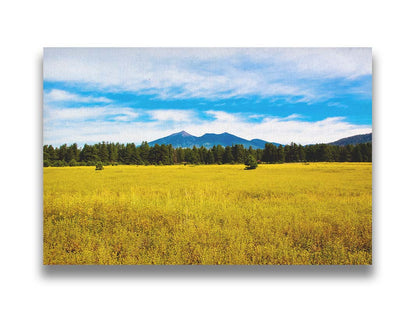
[43,141,372,167]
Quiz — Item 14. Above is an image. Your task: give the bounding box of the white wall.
[1,1,415,311]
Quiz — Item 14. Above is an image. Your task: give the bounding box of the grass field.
[43,163,372,265]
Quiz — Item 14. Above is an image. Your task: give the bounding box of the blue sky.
[43,48,372,146]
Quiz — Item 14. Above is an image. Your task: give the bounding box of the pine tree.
[98,142,109,163]
[223,146,234,163]
[206,150,215,164]
[277,145,285,163]
[244,154,258,170]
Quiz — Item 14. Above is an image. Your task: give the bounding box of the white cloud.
[43,48,371,101]
[204,110,239,122]
[147,109,196,122]
[248,114,265,119]
[279,114,303,121]
[44,105,139,122]
[328,102,348,108]
[44,109,371,146]
[44,89,112,103]
[276,48,372,79]
[44,120,178,146]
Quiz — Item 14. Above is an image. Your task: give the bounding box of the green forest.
[43,141,372,167]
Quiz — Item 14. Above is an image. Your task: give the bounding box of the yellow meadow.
[43,163,372,264]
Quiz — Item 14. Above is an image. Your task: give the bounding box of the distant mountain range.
[328,133,372,146]
[148,130,372,148]
[148,131,281,149]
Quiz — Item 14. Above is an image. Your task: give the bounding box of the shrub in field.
[43,159,51,167]
[95,162,104,170]
[69,159,77,167]
[244,155,258,170]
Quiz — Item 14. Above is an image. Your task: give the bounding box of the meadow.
[43,163,372,265]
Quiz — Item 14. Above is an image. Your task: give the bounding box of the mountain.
[147,130,198,147]
[148,131,281,149]
[329,133,372,146]
[199,132,255,148]
[250,139,273,148]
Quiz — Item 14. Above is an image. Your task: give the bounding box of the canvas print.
[43,48,372,265]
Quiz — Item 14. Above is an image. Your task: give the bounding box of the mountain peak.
[174,130,192,137]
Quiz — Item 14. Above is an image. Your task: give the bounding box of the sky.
[43,48,372,146]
